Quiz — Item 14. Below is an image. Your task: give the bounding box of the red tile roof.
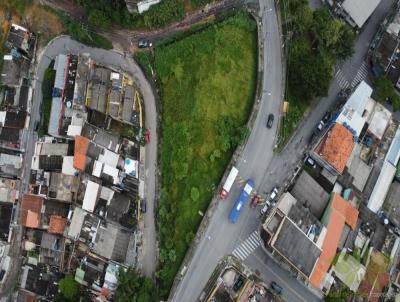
[309,194,359,289]
[48,215,67,234]
[21,194,43,229]
[317,123,354,174]
[73,136,89,171]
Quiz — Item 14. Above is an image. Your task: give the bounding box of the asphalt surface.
[171,0,394,301]
[0,35,158,298]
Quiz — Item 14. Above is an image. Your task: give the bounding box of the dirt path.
[42,0,245,50]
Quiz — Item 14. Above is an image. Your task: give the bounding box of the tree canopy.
[373,75,400,111]
[56,275,81,302]
[114,268,158,302]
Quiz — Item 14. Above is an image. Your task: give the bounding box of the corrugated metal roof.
[386,127,400,166]
[342,0,382,28]
[48,97,62,136]
[54,54,67,89]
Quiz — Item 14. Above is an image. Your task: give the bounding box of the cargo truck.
[229,179,254,223]
[220,166,239,199]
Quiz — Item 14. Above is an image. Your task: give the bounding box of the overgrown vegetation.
[55,275,81,302]
[279,0,355,146]
[114,268,158,302]
[74,0,212,30]
[149,12,257,296]
[58,13,113,49]
[373,75,400,111]
[39,67,55,136]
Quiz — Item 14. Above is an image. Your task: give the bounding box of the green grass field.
[154,12,257,296]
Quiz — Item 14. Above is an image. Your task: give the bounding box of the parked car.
[316,120,324,131]
[306,156,316,168]
[233,276,245,292]
[141,199,147,213]
[251,195,260,209]
[322,111,330,123]
[266,114,274,128]
[270,281,283,295]
[269,187,279,201]
[138,40,152,48]
[260,203,269,215]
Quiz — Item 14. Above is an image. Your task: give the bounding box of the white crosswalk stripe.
[232,231,261,261]
[334,69,349,89]
[351,62,369,88]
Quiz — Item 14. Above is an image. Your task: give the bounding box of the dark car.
[233,276,245,292]
[270,281,283,295]
[141,199,147,213]
[138,40,152,48]
[250,195,260,209]
[267,114,274,128]
[322,111,330,123]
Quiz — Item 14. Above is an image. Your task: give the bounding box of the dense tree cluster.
[114,268,158,302]
[373,75,400,111]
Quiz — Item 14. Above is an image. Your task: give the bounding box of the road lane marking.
[251,253,309,302]
[232,231,261,261]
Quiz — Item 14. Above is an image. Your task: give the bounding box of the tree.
[56,275,80,302]
[114,268,158,302]
[336,25,356,60]
[88,9,111,31]
[373,75,400,111]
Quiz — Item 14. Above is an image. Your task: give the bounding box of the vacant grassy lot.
[154,12,257,296]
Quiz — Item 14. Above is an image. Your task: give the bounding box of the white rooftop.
[62,156,77,176]
[342,0,382,28]
[82,181,100,213]
[367,103,392,140]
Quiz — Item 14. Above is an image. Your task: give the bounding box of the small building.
[309,194,359,290]
[331,249,366,292]
[339,0,382,29]
[313,123,355,176]
[82,180,101,213]
[5,24,36,58]
[124,0,161,14]
[367,127,400,213]
[0,54,30,87]
[290,170,330,219]
[21,194,44,229]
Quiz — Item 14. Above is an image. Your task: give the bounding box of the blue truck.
[229,179,254,223]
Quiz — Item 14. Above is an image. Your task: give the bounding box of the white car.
[261,203,269,214]
[269,187,279,201]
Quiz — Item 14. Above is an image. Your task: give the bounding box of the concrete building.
[339,0,382,29]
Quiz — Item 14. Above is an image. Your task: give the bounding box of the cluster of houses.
[0,23,36,290]
[16,49,146,301]
[262,80,400,301]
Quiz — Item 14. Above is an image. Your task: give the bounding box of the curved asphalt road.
[1,36,158,299]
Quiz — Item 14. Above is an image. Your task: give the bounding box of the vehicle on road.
[141,199,147,213]
[138,40,152,48]
[268,187,278,202]
[229,179,254,223]
[266,114,274,128]
[322,111,330,123]
[220,166,239,199]
[316,120,324,132]
[145,129,150,144]
[260,202,270,215]
[233,276,245,292]
[306,156,316,168]
[270,281,283,295]
[250,195,260,208]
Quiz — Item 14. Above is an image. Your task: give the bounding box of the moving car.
[270,281,283,295]
[267,114,274,128]
[138,40,152,48]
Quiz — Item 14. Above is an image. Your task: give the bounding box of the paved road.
[171,0,394,301]
[0,36,158,298]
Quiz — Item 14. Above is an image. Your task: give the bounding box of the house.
[338,0,382,29]
[309,194,359,290]
[21,194,44,229]
[313,123,355,175]
[124,0,161,14]
[367,127,400,213]
[5,24,36,58]
[0,54,30,87]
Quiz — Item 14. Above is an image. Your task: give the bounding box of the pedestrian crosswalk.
[334,68,349,89]
[232,231,260,261]
[334,61,369,90]
[350,61,369,88]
